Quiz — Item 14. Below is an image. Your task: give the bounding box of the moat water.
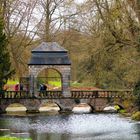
[0,112,140,140]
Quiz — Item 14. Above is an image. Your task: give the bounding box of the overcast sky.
[75,0,85,4]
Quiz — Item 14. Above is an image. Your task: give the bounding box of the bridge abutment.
[57,99,75,112]
[96,99,108,111]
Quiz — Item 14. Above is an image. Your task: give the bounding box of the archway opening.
[103,104,124,113]
[37,68,62,91]
[114,104,125,113]
[72,103,92,113]
[6,103,27,113]
[39,102,60,112]
[103,106,117,113]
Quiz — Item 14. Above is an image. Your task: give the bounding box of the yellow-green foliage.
[131,111,140,121]
[0,136,31,140]
[114,105,126,113]
[114,105,120,111]
[119,109,126,113]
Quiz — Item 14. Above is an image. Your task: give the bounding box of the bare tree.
[127,0,140,22]
[0,0,43,77]
[36,0,80,42]
[73,0,140,88]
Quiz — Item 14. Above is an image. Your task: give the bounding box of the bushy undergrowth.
[131,111,140,121]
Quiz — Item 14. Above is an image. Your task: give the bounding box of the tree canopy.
[1,0,140,90]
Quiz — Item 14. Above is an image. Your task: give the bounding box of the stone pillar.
[62,66,71,97]
[29,66,38,97]
[57,99,75,112]
[29,75,34,97]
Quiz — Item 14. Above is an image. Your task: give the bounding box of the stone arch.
[39,100,61,112]
[3,99,43,113]
[72,99,96,112]
[5,103,27,112]
[36,67,62,90]
[105,102,124,108]
[103,102,125,112]
[30,65,64,78]
[1,100,20,111]
[72,102,94,113]
[113,103,124,110]
[37,67,62,77]
[29,65,71,97]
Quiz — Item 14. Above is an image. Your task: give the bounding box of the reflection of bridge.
[0,90,132,113]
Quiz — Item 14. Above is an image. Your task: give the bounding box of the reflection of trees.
[29,131,70,140]
[0,117,8,129]
[48,133,70,140]
[28,115,39,140]
[29,129,38,140]
[134,123,140,139]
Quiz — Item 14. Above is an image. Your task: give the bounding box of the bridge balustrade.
[0,90,63,99]
[0,90,30,99]
[38,90,62,98]
[71,91,98,98]
[71,90,132,99]
[0,90,132,99]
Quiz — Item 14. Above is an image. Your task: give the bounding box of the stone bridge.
[0,90,132,113]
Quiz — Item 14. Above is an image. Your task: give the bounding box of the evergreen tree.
[133,80,140,111]
[0,16,14,91]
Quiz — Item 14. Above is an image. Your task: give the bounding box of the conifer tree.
[134,80,140,110]
[0,14,14,91]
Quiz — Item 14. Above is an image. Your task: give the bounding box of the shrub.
[131,111,140,121]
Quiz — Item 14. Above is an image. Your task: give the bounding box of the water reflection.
[133,123,140,139]
[0,113,140,140]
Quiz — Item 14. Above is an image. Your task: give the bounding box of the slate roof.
[31,42,67,52]
[28,42,71,65]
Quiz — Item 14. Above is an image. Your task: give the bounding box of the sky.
[75,0,85,4]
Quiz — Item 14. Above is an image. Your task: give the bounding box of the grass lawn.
[7,80,19,85]
[6,80,96,88]
[0,136,31,140]
[70,81,95,87]
[48,81,61,87]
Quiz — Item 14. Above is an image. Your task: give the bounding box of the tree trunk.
[136,0,140,22]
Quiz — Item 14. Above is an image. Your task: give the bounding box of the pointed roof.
[32,42,67,52]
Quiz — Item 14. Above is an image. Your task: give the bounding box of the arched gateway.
[28,42,71,97]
